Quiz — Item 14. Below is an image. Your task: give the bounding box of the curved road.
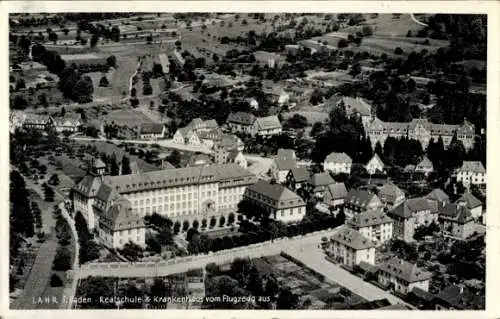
[410,14,428,27]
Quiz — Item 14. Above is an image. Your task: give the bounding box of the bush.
[394,47,403,55]
[53,246,72,271]
[99,76,109,87]
[50,274,63,287]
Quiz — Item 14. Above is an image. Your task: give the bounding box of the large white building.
[323,152,352,175]
[326,225,376,267]
[243,180,306,224]
[347,209,393,246]
[72,163,258,248]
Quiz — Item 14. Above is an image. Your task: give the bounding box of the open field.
[103,108,158,127]
[85,70,115,101]
[340,14,431,37]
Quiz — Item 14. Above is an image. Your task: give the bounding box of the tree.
[337,38,348,49]
[13,96,28,110]
[276,287,299,309]
[109,153,120,176]
[406,30,413,37]
[48,32,58,43]
[353,37,362,46]
[44,185,55,202]
[15,78,26,91]
[99,76,109,87]
[362,26,373,36]
[374,141,383,157]
[53,246,72,271]
[90,34,99,47]
[106,55,117,68]
[120,242,143,261]
[394,47,403,55]
[50,274,63,287]
[167,150,181,167]
[49,173,60,186]
[10,171,35,239]
[72,76,94,103]
[143,83,153,95]
[121,155,131,175]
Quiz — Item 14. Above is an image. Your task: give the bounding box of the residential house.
[9,111,27,133]
[226,112,256,135]
[377,258,433,295]
[323,182,348,213]
[438,203,475,240]
[286,167,310,190]
[456,161,486,187]
[434,285,485,310]
[323,152,352,175]
[53,115,82,133]
[307,172,336,199]
[388,197,438,242]
[270,149,298,183]
[187,118,219,133]
[347,209,393,245]
[227,149,247,169]
[326,225,376,267]
[425,188,450,208]
[415,156,434,176]
[365,154,385,175]
[344,189,384,217]
[377,182,405,209]
[215,134,245,152]
[406,287,436,310]
[138,123,166,140]
[262,81,290,106]
[253,115,282,137]
[337,96,373,127]
[244,180,306,224]
[198,129,224,149]
[172,127,202,146]
[22,114,54,131]
[455,192,483,220]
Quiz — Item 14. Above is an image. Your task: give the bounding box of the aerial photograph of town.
[8,11,487,311]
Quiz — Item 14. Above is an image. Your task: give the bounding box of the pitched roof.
[378,182,405,203]
[345,189,381,209]
[95,183,121,203]
[389,197,431,218]
[275,149,297,171]
[439,203,474,224]
[246,180,305,209]
[217,134,243,150]
[102,163,257,194]
[459,161,485,173]
[73,175,102,197]
[227,112,256,126]
[94,158,106,169]
[435,285,485,309]
[456,192,482,209]
[425,188,450,203]
[416,156,433,169]
[339,96,372,117]
[410,287,435,302]
[368,154,385,167]
[188,118,219,131]
[288,167,310,182]
[324,152,352,164]
[309,172,335,187]
[348,209,393,228]
[99,198,145,231]
[324,182,348,201]
[255,115,282,130]
[140,123,164,134]
[227,149,243,162]
[378,258,432,283]
[330,225,375,250]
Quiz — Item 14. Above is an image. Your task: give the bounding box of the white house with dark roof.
[457,161,486,187]
[323,152,352,175]
[53,115,82,133]
[138,123,166,140]
[415,156,434,176]
[337,96,373,127]
[425,188,450,207]
[378,181,405,209]
[323,182,348,212]
[388,197,438,242]
[172,127,202,146]
[244,180,306,223]
[377,257,433,294]
[365,154,385,175]
[326,225,376,266]
[286,167,310,190]
[347,209,393,245]
[344,189,384,217]
[22,114,54,131]
[226,112,256,135]
[270,149,298,183]
[253,115,282,137]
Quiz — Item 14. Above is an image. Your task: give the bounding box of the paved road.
[244,154,273,177]
[70,136,213,154]
[282,241,409,305]
[10,238,59,309]
[410,14,428,27]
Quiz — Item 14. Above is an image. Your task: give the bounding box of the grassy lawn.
[103,108,157,126]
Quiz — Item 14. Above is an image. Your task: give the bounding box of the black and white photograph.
[3,1,498,316]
